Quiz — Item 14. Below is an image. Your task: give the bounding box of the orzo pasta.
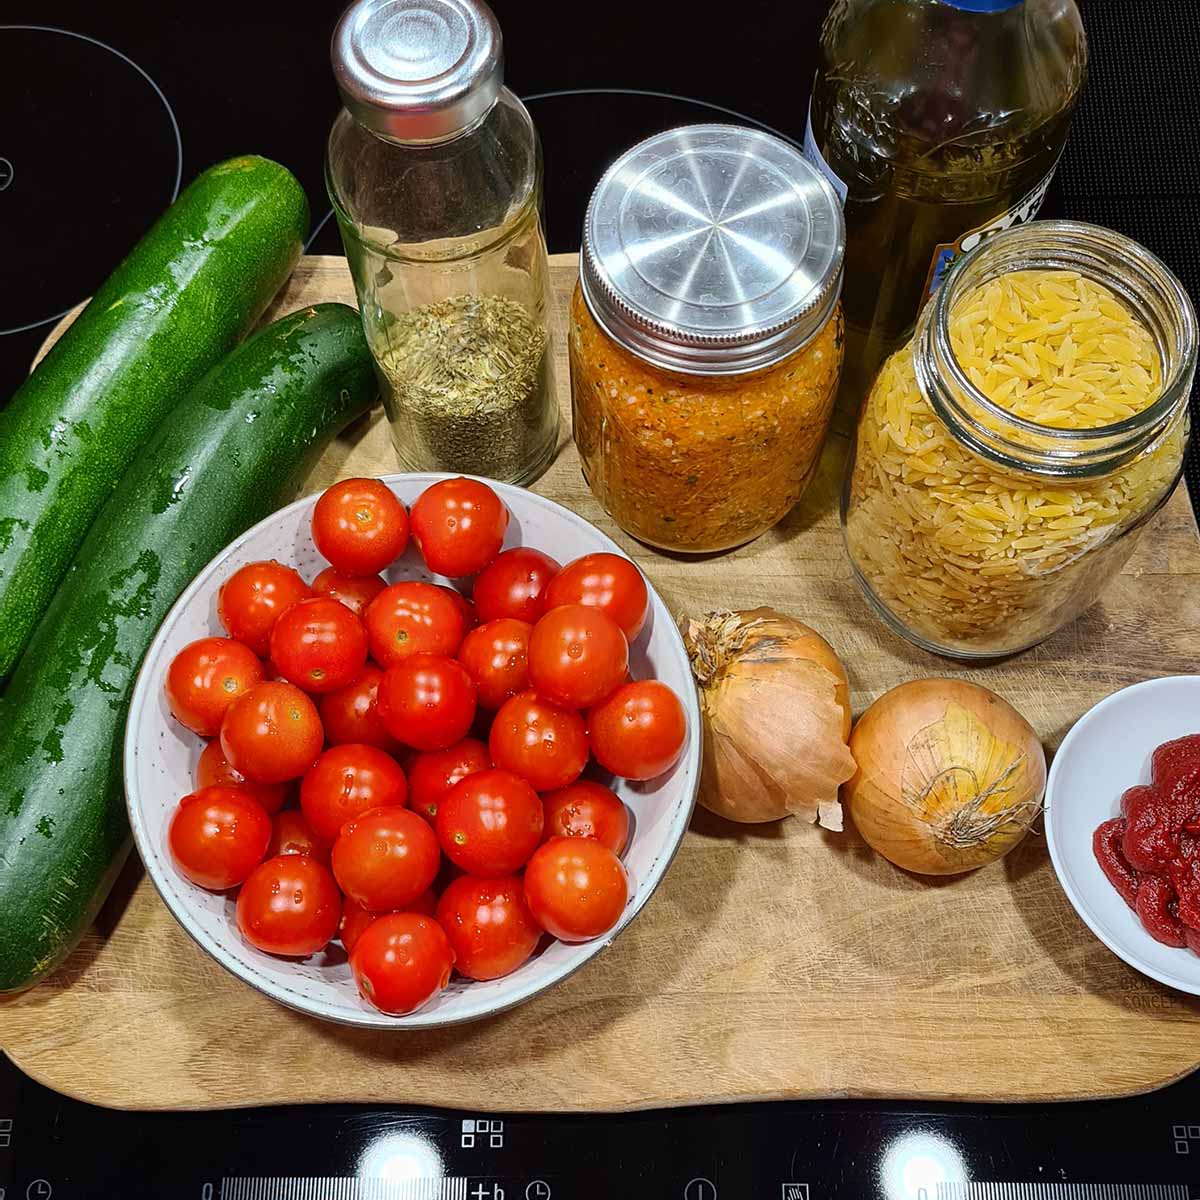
[845,269,1187,656]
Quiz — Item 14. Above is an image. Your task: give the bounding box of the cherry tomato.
[488,691,588,792]
[407,738,491,826]
[436,768,543,877]
[318,666,402,753]
[589,680,687,780]
[236,854,342,957]
[196,740,290,813]
[300,743,408,843]
[312,477,409,576]
[409,477,509,578]
[350,913,454,1015]
[340,889,437,954]
[544,552,649,641]
[332,805,441,911]
[528,604,629,708]
[377,653,477,752]
[165,637,264,737]
[168,785,271,890]
[217,561,312,656]
[266,808,329,863]
[436,874,542,981]
[268,596,368,695]
[541,780,630,853]
[434,584,477,630]
[312,567,388,618]
[457,618,532,710]
[220,681,324,784]
[338,894,378,955]
[364,581,467,668]
[523,837,629,942]
[472,547,560,624]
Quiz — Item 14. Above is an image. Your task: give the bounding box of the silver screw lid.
[580,124,845,376]
[332,0,502,144]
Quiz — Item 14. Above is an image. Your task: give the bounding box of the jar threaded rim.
[916,219,1197,478]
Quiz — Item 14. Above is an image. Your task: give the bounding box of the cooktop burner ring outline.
[519,86,802,149]
[306,86,800,256]
[0,23,183,337]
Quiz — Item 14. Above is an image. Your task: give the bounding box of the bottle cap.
[332,0,502,143]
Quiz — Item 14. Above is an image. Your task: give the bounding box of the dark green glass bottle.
[806,0,1087,412]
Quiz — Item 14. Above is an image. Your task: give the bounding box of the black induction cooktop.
[1,1048,1199,1199]
[3,2,1200,1196]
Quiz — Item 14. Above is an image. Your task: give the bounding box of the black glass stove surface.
[2,0,1200,1195]
[0,0,812,398]
[0,25,181,339]
[1,1052,1198,1199]
[7,0,1199,503]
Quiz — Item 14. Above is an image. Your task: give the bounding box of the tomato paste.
[1093,733,1200,953]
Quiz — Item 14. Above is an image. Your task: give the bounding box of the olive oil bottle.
[806,0,1087,410]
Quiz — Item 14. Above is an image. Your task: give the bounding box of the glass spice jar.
[842,220,1197,659]
[327,0,557,484]
[569,125,846,554]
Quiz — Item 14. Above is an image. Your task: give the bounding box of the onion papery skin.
[684,608,856,828]
[844,679,1046,875]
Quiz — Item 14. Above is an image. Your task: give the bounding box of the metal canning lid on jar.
[843,220,1197,660]
[569,124,846,554]
[327,0,558,486]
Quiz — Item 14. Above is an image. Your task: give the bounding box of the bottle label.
[803,100,848,203]
[921,163,1059,302]
[937,1,1023,11]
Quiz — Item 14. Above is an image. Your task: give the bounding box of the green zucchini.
[0,303,376,992]
[0,155,309,683]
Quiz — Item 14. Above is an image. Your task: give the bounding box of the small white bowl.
[1045,674,1200,994]
[124,473,701,1028]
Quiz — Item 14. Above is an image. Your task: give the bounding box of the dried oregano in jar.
[327,0,559,484]
[376,292,555,481]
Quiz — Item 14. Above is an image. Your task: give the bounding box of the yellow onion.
[683,608,855,829]
[844,678,1046,875]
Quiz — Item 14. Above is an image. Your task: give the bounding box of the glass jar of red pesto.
[569,125,846,554]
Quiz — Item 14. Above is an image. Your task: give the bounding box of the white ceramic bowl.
[1045,674,1200,994]
[125,473,701,1028]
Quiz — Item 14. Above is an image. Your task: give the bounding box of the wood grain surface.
[4,254,1200,1112]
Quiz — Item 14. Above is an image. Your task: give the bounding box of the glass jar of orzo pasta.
[842,220,1197,659]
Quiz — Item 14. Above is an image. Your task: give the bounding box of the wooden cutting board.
[4,254,1200,1112]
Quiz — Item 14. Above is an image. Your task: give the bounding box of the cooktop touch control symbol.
[683,1178,717,1200]
[525,1182,551,1200]
[1171,1122,1199,1153]
[25,1183,51,1200]
[0,1117,12,1148]
[0,158,12,191]
[462,1118,504,1149]
[782,1186,810,1200]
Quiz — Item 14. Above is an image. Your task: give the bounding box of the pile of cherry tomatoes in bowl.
[160,475,688,1017]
